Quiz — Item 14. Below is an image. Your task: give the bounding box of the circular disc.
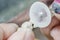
[29,2,51,28]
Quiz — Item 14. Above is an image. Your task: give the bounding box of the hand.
[40,16,60,40]
[0,23,34,40]
[9,0,60,40]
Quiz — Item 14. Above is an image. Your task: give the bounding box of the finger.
[0,27,4,40]
[53,12,60,20]
[50,25,60,40]
[40,16,60,39]
[0,23,19,40]
[8,28,35,40]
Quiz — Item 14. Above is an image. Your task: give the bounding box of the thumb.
[50,26,60,40]
[8,28,35,40]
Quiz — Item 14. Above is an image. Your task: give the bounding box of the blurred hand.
[0,23,34,40]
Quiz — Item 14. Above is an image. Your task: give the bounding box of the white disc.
[29,2,51,28]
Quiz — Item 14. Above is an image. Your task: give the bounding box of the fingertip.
[54,12,60,20]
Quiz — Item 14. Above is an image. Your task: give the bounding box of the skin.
[0,27,4,40]
[0,0,60,40]
[0,23,35,40]
[8,28,34,40]
[0,23,19,40]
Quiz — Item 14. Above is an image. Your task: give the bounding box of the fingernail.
[50,26,60,40]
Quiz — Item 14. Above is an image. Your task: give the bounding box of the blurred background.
[0,0,39,22]
[0,0,48,40]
